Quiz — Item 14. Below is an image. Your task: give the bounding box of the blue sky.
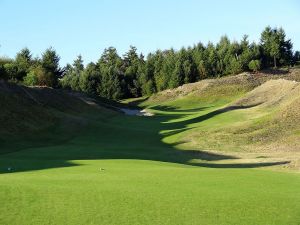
[0,0,299,65]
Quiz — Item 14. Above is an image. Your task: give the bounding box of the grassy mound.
[0,81,118,153]
[132,69,300,169]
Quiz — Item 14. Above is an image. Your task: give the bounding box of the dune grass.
[1,78,300,224]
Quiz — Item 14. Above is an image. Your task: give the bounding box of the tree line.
[1,26,299,100]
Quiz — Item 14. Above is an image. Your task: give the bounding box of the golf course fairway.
[1,96,299,225]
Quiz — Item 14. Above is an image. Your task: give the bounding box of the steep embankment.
[134,69,300,169]
[145,69,300,106]
[231,79,300,151]
[0,81,118,153]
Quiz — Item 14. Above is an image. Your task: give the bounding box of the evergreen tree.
[292,51,300,66]
[153,50,165,91]
[15,48,32,81]
[216,36,231,74]
[79,62,100,95]
[139,53,156,95]
[170,55,184,88]
[41,47,63,87]
[97,47,123,100]
[60,55,84,91]
[205,42,218,76]
[123,46,142,97]
[191,42,206,80]
[260,26,293,68]
[159,49,176,89]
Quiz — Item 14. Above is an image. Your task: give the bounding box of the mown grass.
[1,78,300,224]
[1,110,300,225]
[1,158,300,225]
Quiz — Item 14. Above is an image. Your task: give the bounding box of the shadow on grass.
[125,97,149,107]
[189,161,290,168]
[150,105,212,113]
[0,100,289,174]
[162,104,262,127]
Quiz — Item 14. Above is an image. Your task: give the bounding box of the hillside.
[133,68,300,170]
[0,81,119,153]
[2,69,300,166]
[145,69,300,104]
[2,68,300,163]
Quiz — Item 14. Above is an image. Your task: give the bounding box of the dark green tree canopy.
[260,26,293,68]
[0,26,298,99]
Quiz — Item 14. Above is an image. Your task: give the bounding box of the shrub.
[3,63,18,81]
[24,66,56,87]
[23,70,38,86]
[230,58,242,74]
[248,60,261,73]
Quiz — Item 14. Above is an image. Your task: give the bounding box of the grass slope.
[1,70,300,225]
[138,69,300,169]
[0,81,118,153]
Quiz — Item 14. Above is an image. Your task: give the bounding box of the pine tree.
[41,47,63,87]
[97,47,123,99]
[123,46,142,97]
[260,26,293,68]
[15,48,32,81]
[79,62,100,95]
